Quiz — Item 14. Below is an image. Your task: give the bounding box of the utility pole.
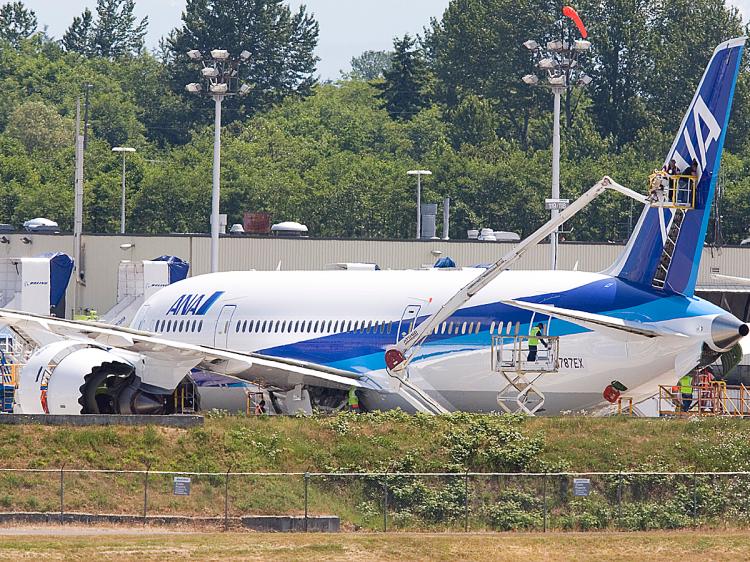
[73,98,84,318]
[82,84,93,149]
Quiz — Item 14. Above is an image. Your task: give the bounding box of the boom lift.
[384,176,650,413]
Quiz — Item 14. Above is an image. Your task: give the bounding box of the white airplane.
[1,38,748,416]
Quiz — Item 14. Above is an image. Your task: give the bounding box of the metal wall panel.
[0,233,746,316]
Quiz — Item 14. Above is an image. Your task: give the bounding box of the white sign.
[173,476,191,496]
[573,478,591,497]
[545,199,570,211]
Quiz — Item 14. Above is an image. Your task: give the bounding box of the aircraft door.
[135,305,150,331]
[214,305,237,349]
[396,304,421,342]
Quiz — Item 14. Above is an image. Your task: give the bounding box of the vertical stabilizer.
[607,37,746,296]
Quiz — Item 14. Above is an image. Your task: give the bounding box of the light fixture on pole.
[112,146,135,234]
[522,7,591,270]
[407,170,432,239]
[185,49,252,273]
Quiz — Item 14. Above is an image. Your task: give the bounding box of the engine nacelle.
[17,341,175,415]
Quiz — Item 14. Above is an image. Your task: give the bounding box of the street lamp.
[522,24,591,270]
[112,146,135,234]
[185,49,252,273]
[407,170,432,239]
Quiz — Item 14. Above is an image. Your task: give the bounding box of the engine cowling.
[17,341,174,415]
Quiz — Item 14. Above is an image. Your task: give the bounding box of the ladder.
[491,334,559,415]
[652,208,686,289]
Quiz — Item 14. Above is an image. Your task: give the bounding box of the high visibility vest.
[348,387,359,407]
[679,375,692,394]
[529,327,541,346]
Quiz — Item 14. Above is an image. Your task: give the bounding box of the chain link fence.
[0,469,748,531]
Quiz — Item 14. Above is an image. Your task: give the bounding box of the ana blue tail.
[606,37,746,296]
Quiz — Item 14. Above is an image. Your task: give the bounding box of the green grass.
[0,413,746,529]
[0,530,747,561]
[0,412,749,472]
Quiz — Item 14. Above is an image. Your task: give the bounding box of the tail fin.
[606,37,746,296]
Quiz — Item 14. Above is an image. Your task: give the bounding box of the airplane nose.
[710,314,749,352]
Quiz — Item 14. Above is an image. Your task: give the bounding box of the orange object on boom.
[562,6,588,38]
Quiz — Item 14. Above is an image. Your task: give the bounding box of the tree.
[166,0,319,123]
[346,50,393,81]
[5,100,72,153]
[378,35,429,120]
[62,8,94,55]
[0,1,36,47]
[62,0,148,58]
[426,0,555,143]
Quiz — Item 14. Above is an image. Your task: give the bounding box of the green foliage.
[62,0,148,58]
[166,0,319,124]
[378,34,430,120]
[0,1,36,47]
[347,50,393,81]
[483,489,542,530]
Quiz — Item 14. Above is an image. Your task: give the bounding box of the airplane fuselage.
[130,269,730,413]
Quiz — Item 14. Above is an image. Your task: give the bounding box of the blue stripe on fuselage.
[254,277,723,372]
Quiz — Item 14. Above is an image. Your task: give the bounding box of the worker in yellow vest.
[679,372,694,413]
[348,387,360,413]
[527,323,548,362]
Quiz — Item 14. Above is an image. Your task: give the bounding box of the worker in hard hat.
[678,372,694,413]
[527,323,548,362]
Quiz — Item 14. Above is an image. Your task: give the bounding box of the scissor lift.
[491,325,559,415]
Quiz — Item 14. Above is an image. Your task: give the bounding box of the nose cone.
[710,314,749,352]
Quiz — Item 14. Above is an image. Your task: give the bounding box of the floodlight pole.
[551,86,563,270]
[211,94,224,274]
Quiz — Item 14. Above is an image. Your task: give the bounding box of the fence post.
[224,467,231,531]
[692,470,698,527]
[383,473,388,533]
[142,463,150,524]
[59,464,65,525]
[464,472,469,532]
[543,472,548,533]
[617,472,623,527]
[304,472,309,532]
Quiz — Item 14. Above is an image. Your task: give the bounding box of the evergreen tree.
[167,0,319,121]
[62,8,94,55]
[0,1,36,47]
[378,34,429,120]
[62,0,147,58]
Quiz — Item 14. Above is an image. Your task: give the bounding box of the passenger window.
[198,320,203,331]
[327,320,333,332]
[247,320,253,332]
[313,320,319,332]
[236,321,241,333]
[333,320,339,332]
[461,322,467,335]
[490,321,496,334]
[274,321,280,333]
[448,322,454,335]
[475,322,481,334]
[387,322,392,334]
[440,322,446,335]
[294,320,299,332]
[347,320,353,332]
[280,320,286,333]
[166,320,172,332]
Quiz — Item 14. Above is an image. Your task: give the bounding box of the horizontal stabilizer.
[711,273,750,286]
[502,300,689,340]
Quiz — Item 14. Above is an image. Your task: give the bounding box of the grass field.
[0,413,748,530]
[0,529,747,561]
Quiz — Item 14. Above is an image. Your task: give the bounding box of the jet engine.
[16,340,175,415]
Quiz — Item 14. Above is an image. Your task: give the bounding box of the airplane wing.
[0,308,370,392]
[502,299,689,339]
[712,273,750,285]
